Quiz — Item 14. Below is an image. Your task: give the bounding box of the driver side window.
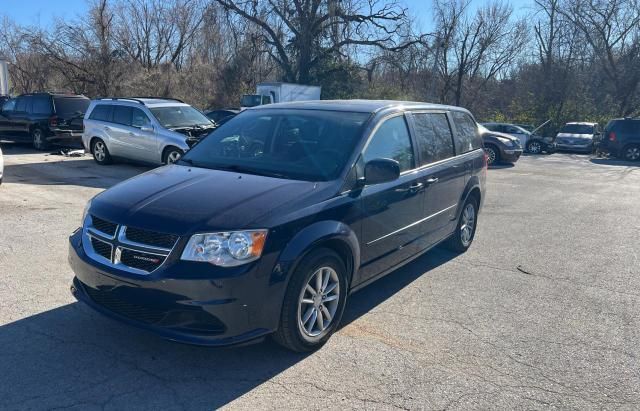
[363,115,414,172]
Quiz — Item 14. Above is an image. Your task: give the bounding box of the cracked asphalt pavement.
[1,143,639,410]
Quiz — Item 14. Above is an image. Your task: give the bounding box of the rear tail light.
[608,131,616,142]
[49,115,58,127]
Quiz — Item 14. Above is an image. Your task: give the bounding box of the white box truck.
[241,82,321,108]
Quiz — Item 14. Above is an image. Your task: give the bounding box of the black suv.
[68,100,487,351]
[0,92,90,149]
[598,118,640,161]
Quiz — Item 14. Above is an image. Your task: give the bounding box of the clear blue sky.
[3,0,531,29]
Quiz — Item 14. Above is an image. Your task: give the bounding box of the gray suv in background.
[82,98,215,165]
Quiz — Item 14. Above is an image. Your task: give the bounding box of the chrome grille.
[84,219,178,274]
[90,236,112,260]
[91,215,117,237]
[124,226,178,249]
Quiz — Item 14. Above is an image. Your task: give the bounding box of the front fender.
[273,220,360,287]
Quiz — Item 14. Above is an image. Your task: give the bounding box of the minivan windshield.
[179,109,371,181]
[560,124,594,134]
[149,106,212,129]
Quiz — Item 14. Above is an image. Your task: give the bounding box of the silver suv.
[82,98,215,165]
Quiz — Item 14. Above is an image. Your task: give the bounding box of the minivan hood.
[90,165,331,234]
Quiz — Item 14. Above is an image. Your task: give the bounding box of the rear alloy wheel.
[484,146,499,165]
[32,128,50,151]
[444,197,478,253]
[273,248,348,352]
[622,145,640,161]
[527,140,542,154]
[91,138,112,165]
[163,147,183,165]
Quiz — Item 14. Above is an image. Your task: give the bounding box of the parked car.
[554,122,599,153]
[205,108,239,124]
[479,124,522,165]
[0,92,90,150]
[69,100,487,351]
[0,145,3,185]
[598,118,640,161]
[481,121,556,154]
[83,97,216,165]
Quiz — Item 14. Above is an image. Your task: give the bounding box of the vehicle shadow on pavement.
[3,158,151,189]
[590,158,639,167]
[0,248,457,409]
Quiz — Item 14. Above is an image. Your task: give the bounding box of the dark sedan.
[479,124,522,165]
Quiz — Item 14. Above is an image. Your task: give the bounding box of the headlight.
[496,137,515,147]
[81,200,92,225]
[181,230,268,266]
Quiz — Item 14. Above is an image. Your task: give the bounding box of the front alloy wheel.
[527,140,542,154]
[273,248,348,352]
[164,147,183,165]
[298,267,340,338]
[484,146,498,165]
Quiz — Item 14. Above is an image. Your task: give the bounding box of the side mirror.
[140,125,154,133]
[363,158,400,185]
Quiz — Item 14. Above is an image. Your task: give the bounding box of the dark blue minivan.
[68,100,487,351]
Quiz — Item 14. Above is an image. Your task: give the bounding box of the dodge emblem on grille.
[133,255,161,264]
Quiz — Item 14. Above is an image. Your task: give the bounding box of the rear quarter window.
[89,105,112,122]
[31,96,53,115]
[452,111,482,154]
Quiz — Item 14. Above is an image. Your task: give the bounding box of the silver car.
[82,98,215,165]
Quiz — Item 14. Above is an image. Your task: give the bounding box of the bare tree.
[434,0,528,107]
[213,0,418,83]
[559,0,640,115]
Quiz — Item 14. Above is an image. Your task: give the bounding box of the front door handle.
[409,182,424,193]
[425,177,439,185]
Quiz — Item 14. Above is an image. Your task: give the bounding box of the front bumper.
[68,230,282,346]
[555,143,593,153]
[500,148,523,162]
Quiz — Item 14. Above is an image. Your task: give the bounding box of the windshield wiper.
[215,164,287,179]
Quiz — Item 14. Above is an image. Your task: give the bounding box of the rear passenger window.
[412,113,454,165]
[452,112,482,154]
[131,108,151,128]
[364,115,414,172]
[89,105,112,122]
[112,106,132,126]
[31,96,52,114]
[15,97,29,112]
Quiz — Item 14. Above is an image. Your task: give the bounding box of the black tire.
[163,146,184,165]
[621,144,640,162]
[444,196,479,253]
[32,128,50,151]
[272,248,348,352]
[484,145,500,165]
[527,140,542,154]
[91,138,112,165]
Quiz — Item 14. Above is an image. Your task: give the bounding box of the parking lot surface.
[1,144,639,410]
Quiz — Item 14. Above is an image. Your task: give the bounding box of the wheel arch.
[274,220,360,290]
[456,177,482,221]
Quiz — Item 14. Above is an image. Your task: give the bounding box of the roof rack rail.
[97,97,147,105]
[130,96,185,103]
